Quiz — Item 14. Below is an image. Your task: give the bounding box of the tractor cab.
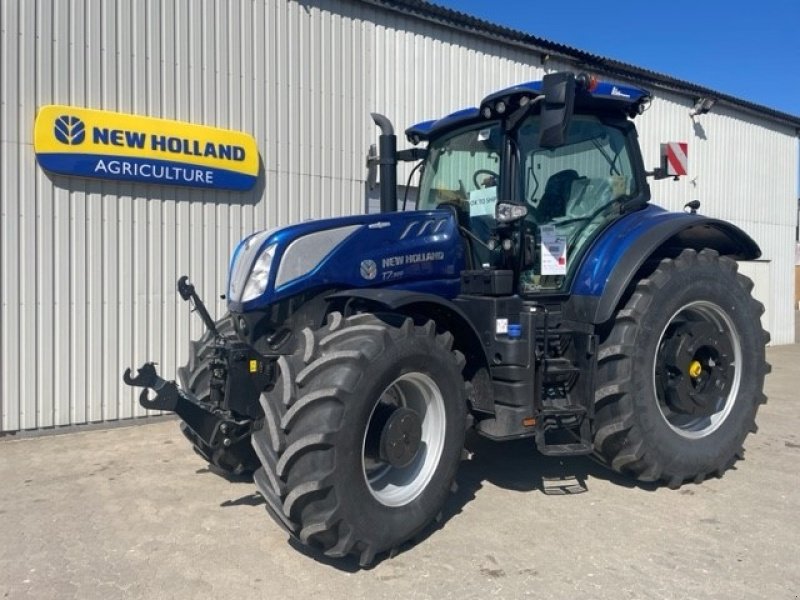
[408,73,652,296]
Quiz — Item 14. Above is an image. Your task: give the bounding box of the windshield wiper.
[590,138,622,176]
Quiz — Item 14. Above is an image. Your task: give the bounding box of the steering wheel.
[435,199,467,213]
[473,169,499,189]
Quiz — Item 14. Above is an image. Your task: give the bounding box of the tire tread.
[251,312,466,564]
[593,249,769,489]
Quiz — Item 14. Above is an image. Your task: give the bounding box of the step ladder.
[535,405,593,456]
[534,358,593,456]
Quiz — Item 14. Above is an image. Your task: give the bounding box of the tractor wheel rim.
[362,372,446,507]
[653,300,742,439]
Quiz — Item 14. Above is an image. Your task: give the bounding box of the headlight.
[228,230,273,302]
[241,243,277,302]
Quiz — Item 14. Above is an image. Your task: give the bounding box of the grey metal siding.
[1,0,796,431]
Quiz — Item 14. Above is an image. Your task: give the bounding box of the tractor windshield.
[521,115,636,220]
[417,123,503,266]
[517,114,637,293]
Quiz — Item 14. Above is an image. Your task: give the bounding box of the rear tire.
[593,249,769,488]
[177,314,260,479]
[251,312,467,565]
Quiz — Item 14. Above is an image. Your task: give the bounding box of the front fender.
[567,204,761,325]
[326,288,481,336]
[326,287,489,370]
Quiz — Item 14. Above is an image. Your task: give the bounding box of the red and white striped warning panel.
[662,142,688,176]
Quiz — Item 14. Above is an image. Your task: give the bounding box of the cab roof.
[405,78,650,143]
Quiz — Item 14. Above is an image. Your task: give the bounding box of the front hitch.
[122,274,271,454]
[123,362,252,450]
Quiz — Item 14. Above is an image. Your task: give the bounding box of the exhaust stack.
[371,112,397,213]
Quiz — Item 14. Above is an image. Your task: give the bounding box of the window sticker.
[540,225,567,275]
[468,186,497,217]
[496,318,508,334]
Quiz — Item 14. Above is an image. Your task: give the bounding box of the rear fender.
[567,205,761,325]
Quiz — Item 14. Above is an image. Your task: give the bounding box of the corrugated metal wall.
[1,0,797,432]
[634,90,797,347]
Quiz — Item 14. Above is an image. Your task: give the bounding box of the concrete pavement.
[1,345,799,599]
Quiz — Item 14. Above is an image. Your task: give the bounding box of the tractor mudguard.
[566,204,761,325]
[326,288,489,366]
[327,288,467,311]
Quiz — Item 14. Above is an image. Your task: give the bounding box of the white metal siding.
[1,0,797,431]
[633,90,798,345]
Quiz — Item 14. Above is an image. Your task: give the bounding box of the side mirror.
[539,72,576,149]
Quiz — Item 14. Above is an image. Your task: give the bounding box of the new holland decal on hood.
[34,105,259,191]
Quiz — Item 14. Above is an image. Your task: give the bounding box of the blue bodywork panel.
[405,108,481,142]
[406,78,650,142]
[589,81,649,104]
[227,210,466,312]
[572,204,677,296]
[481,80,648,107]
[569,203,759,324]
[573,202,760,299]
[228,203,759,319]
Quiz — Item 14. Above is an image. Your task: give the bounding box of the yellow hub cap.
[688,360,703,379]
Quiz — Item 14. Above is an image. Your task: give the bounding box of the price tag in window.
[540,225,567,275]
[468,186,497,217]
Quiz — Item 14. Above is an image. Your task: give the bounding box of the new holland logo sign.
[34,106,258,191]
[54,115,86,145]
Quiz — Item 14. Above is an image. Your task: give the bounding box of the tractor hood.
[226,210,466,312]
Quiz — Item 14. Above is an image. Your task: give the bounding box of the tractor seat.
[536,169,580,221]
[565,176,627,219]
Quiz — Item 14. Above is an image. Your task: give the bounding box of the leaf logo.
[360,259,377,280]
[54,115,86,145]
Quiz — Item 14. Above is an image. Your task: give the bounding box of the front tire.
[251,312,467,565]
[177,314,261,478]
[593,249,769,488]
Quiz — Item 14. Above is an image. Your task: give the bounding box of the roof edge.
[357,0,800,132]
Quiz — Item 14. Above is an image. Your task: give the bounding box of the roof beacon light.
[495,100,507,114]
[577,72,599,92]
[482,106,492,119]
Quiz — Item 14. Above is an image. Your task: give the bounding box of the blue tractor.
[124,72,769,565]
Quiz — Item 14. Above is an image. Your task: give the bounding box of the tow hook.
[123,362,188,412]
[123,362,251,449]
